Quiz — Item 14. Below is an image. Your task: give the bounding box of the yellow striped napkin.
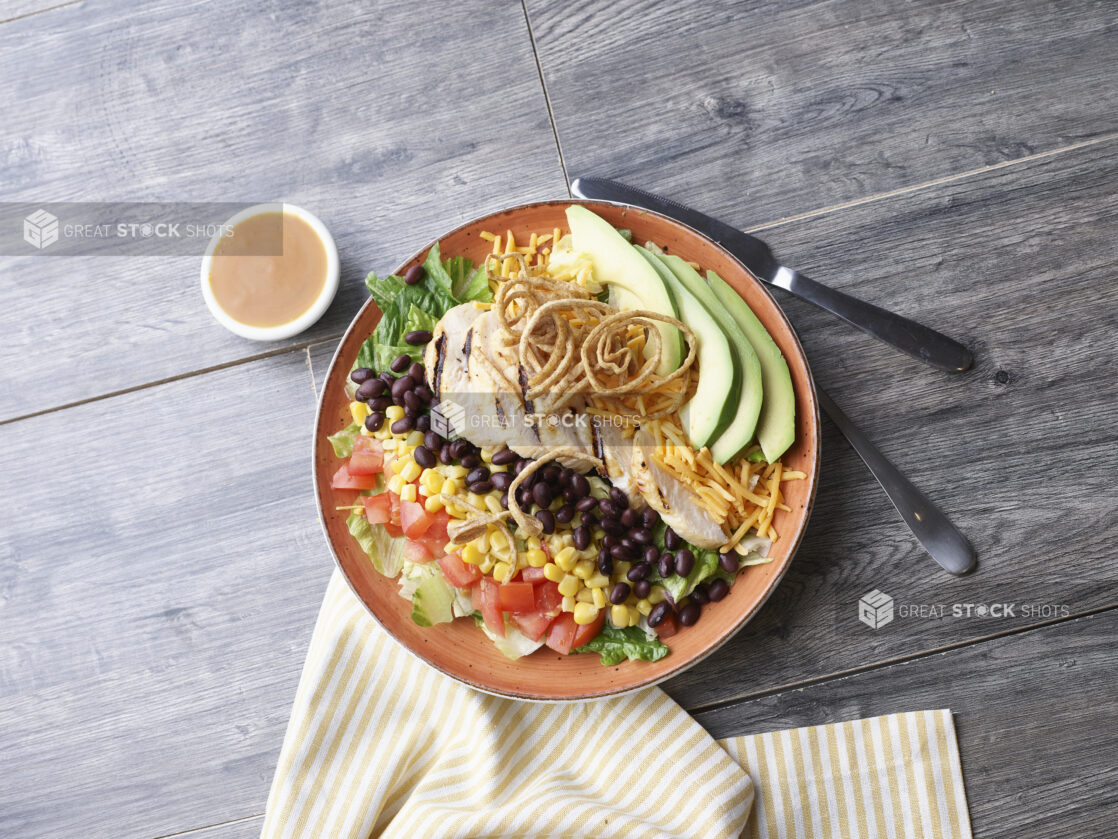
[262,571,972,838]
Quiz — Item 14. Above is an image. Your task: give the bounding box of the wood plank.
[0,0,566,422]
[694,610,1118,839]
[528,0,1118,226]
[0,349,330,838]
[655,136,1118,707]
[164,816,264,839]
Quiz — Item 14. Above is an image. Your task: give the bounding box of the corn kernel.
[484,494,502,514]
[557,574,581,597]
[591,587,607,609]
[576,588,594,604]
[628,608,641,627]
[399,483,417,503]
[636,598,652,616]
[400,461,422,482]
[386,474,404,494]
[423,495,444,514]
[422,470,444,493]
[554,551,577,573]
[542,562,564,582]
[374,427,389,439]
[480,448,494,463]
[406,430,425,447]
[446,504,465,518]
[490,530,508,551]
[446,465,468,479]
[386,405,405,421]
[479,556,495,575]
[561,595,577,613]
[493,561,512,583]
[442,478,461,496]
[555,545,577,565]
[468,492,485,510]
[472,533,490,553]
[527,536,542,550]
[648,586,667,605]
[573,602,599,625]
[462,543,482,565]
[585,573,610,589]
[390,457,406,475]
[615,560,632,579]
[572,559,595,580]
[525,548,547,568]
[350,401,370,425]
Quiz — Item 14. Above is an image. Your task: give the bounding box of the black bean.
[609,487,628,507]
[602,533,617,549]
[379,371,396,388]
[491,472,513,492]
[610,543,634,562]
[515,486,533,507]
[562,487,579,504]
[390,416,414,434]
[597,548,613,576]
[708,578,730,601]
[575,496,598,513]
[718,552,739,574]
[532,482,553,508]
[390,353,411,374]
[535,509,555,534]
[631,528,653,545]
[675,548,695,578]
[597,499,620,519]
[690,583,710,605]
[514,458,531,475]
[608,582,631,605]
[350,367,376,385]
[365,412,384,432]
[572,525,591,550]
[415,415,430,433]
[663,527,681,551]
[601,518,625,536]
[403,391,422,413]
[408,362,424,381]
[678,602,701,627]
[491,448,518,465]
[641,508,660,529]
[500,492,509,509]
[558,468,574,489]
[626,562,651,582]
[580,513,598,529]
[413,445,436,469]
[555,504,575,525]
[466,466,490,485]
[619,537,637,552]
[355,380,382,401]
[633,579,651,599]
[422,430,442,452]
[415,385,433,404]
[541,463,562,484]
[468,480,493,494]
[365,397,388,414]
[438,445,455,464]
[459,454,480,469]
[571,474,591,497]
[658,553,675,579]
[448,439,468,459]
[404,330,433,346]
[648,601,673,628]
[620,508,638,528]
[403,264,424,285]
[390,375,415,401]
[643,545,660,566]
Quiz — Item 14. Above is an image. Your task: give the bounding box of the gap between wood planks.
[684,600,1118,716]
[520,0,571,196]
[0,0,81,26]
[150,812,262,839]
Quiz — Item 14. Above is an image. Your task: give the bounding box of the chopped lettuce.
[660,546,721,602]
[403,304,438,335]
[345,509,406,578]
[327,423,362,457]
[410,574,456,627]
[456,263,492,302]
[574,624,669,666]
[478,619,544,660]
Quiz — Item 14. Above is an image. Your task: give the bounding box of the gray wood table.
[2,1,1115,836]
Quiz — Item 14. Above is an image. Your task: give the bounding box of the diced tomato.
[332,464,380,491]
[400,499,433,538]
[511,610,554,642]
[533,581,563,618]
[497,581,535,612]
[424,509,451,543]
[437,552,480,587]
[404,539,434,563]
[382,521,404,538]
[653,613,678,639]
[387,492,401,526]
[348,450,384,476]
[571,611,605,648]
[519,566,547,584]
[471,578,504,637]
[414,531,450,557]
[545,613,578,655]
[362,493,391,525]
[352,436,381,454]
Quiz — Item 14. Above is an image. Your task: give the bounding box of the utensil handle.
[772,268,973,372]
[816,388,977,575]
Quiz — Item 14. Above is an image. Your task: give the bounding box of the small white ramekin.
[200,202,340,341]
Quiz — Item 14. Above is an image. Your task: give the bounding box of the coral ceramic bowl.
[313,200,820,701]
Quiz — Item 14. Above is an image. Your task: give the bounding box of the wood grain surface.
[0,0,567,422]
[3,0,1117,835]
[527,0,1118,226]
[695,611,1118,839]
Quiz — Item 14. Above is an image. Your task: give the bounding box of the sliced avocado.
[566,205,683,374]
[706,270,796,461]
[635,245,739,449]
[654,251,764,463]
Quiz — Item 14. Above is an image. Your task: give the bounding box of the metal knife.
[570,176,974,372]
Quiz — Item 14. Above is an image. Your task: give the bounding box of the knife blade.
[570,176,973,373]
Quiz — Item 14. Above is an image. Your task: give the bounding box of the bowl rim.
[311,197,821,701]
[200,202,340,342]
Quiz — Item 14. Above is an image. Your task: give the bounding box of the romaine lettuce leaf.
[404,304,438,335]
[345,510,406,578]
[327,423,361,457]
[574,624,669,666]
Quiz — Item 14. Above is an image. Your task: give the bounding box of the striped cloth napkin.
[261,571,973,838]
